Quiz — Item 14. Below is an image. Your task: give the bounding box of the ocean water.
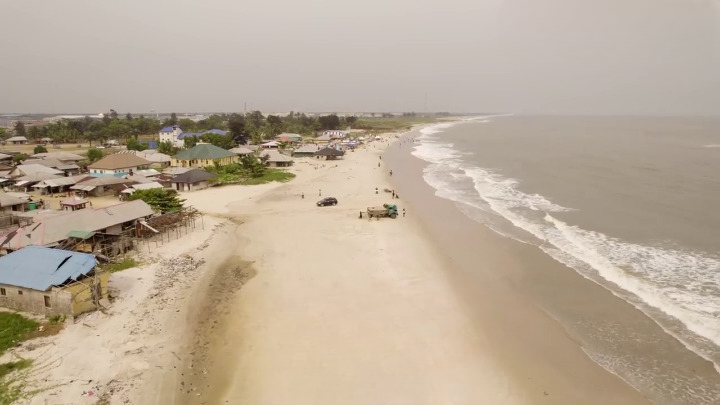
[410,116,720,403]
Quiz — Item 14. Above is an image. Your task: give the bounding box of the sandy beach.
[14,129,650,404]
[167,130,647,404]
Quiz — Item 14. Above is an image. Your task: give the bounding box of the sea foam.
[411,120,720,373]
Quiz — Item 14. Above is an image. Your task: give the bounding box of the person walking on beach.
[301,192,304,199]
[403,208,406,217]
[378,162,380,168]
[375,187,378,194]
[390,170,393,176]
[392,190,395,198]
[319,189,322,196]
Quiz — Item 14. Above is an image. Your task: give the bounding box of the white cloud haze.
[0,0,718,114]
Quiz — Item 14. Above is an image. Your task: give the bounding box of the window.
[44,296,51,308]
[0,288,5,296]
[17,290,23,296]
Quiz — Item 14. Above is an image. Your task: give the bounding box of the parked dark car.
[317,197,338,206]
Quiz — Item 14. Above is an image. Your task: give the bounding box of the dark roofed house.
[0,246,108,316]
[169,169,217,192]
[315,147,345,160]
[87,154,151,177]
[172,143,238,168]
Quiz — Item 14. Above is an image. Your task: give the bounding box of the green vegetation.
[32,145,47,154]
[206,155,269,185]
[0,313,38,355]
[11,154,27,164]
[0,313,38,404]
[355,116,439,131]
[0,360,31,380]
[128,188,185,213]
[125,138,147,151]
[3,110,445,154]
[13,122,26,138]
[86,148,104,162]
[105,257,139,272]
[241,169,296,185]
[157,140,180,156]
[48,315,66,324]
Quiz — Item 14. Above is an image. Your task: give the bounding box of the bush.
[11,154,27,164]
[128,188,185,213]
[0,313,38,355]
[33,145,47,154]
[87,148,104,162]
[105,257,139,272]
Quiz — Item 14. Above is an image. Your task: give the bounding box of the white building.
[158,125,183,145]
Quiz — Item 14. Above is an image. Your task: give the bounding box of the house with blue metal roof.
[0,246,109,316]
[159,125,230,148]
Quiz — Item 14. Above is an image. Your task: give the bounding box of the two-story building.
[87,154,151,177]
[158,125,184,145]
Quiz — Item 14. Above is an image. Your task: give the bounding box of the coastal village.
[0,112,422,403]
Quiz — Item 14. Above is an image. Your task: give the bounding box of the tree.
[196,114,228,132]
[178,118,197,133]
[33,145,47,154]
[240,155,266,178]
[109,109,119,120]
[87,148,104,162]
[129,188,184,213]
[246,110,264,128]
[166,113,178,126]
[228,113,247,145]
[12,153,28,163]
[183,136,197,149]
[200,133,235,149]
[158,140,179,156]
[28,126,42,140]
[0,128,6,138]
[126,113,133,121]
[14,121,26,138]
[345,116,358,127]
[318,114,340,130]
[126,138,147,151]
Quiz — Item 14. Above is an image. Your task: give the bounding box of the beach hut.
[292,144,320,157]
[314,147,345,160]
[169,169,217,192]
[60,195,89,211]
[260,141,280,149]
[260,150,294,167]
[275,133,303,143]
[229,147,254,156]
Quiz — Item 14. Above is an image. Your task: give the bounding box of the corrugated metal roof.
[160,126,181,133]
[173,144,235,160]
[67,230,95,240]
[0,246,97,291]
[87,154,151,170]
[170,169,216,184]
[0,200,154,250]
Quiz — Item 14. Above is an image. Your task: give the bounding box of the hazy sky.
[1,0,719,114]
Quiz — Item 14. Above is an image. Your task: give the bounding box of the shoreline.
[383,129,651,403]
[385,125,720,404]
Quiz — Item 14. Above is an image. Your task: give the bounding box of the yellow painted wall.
[171,155,239,168]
